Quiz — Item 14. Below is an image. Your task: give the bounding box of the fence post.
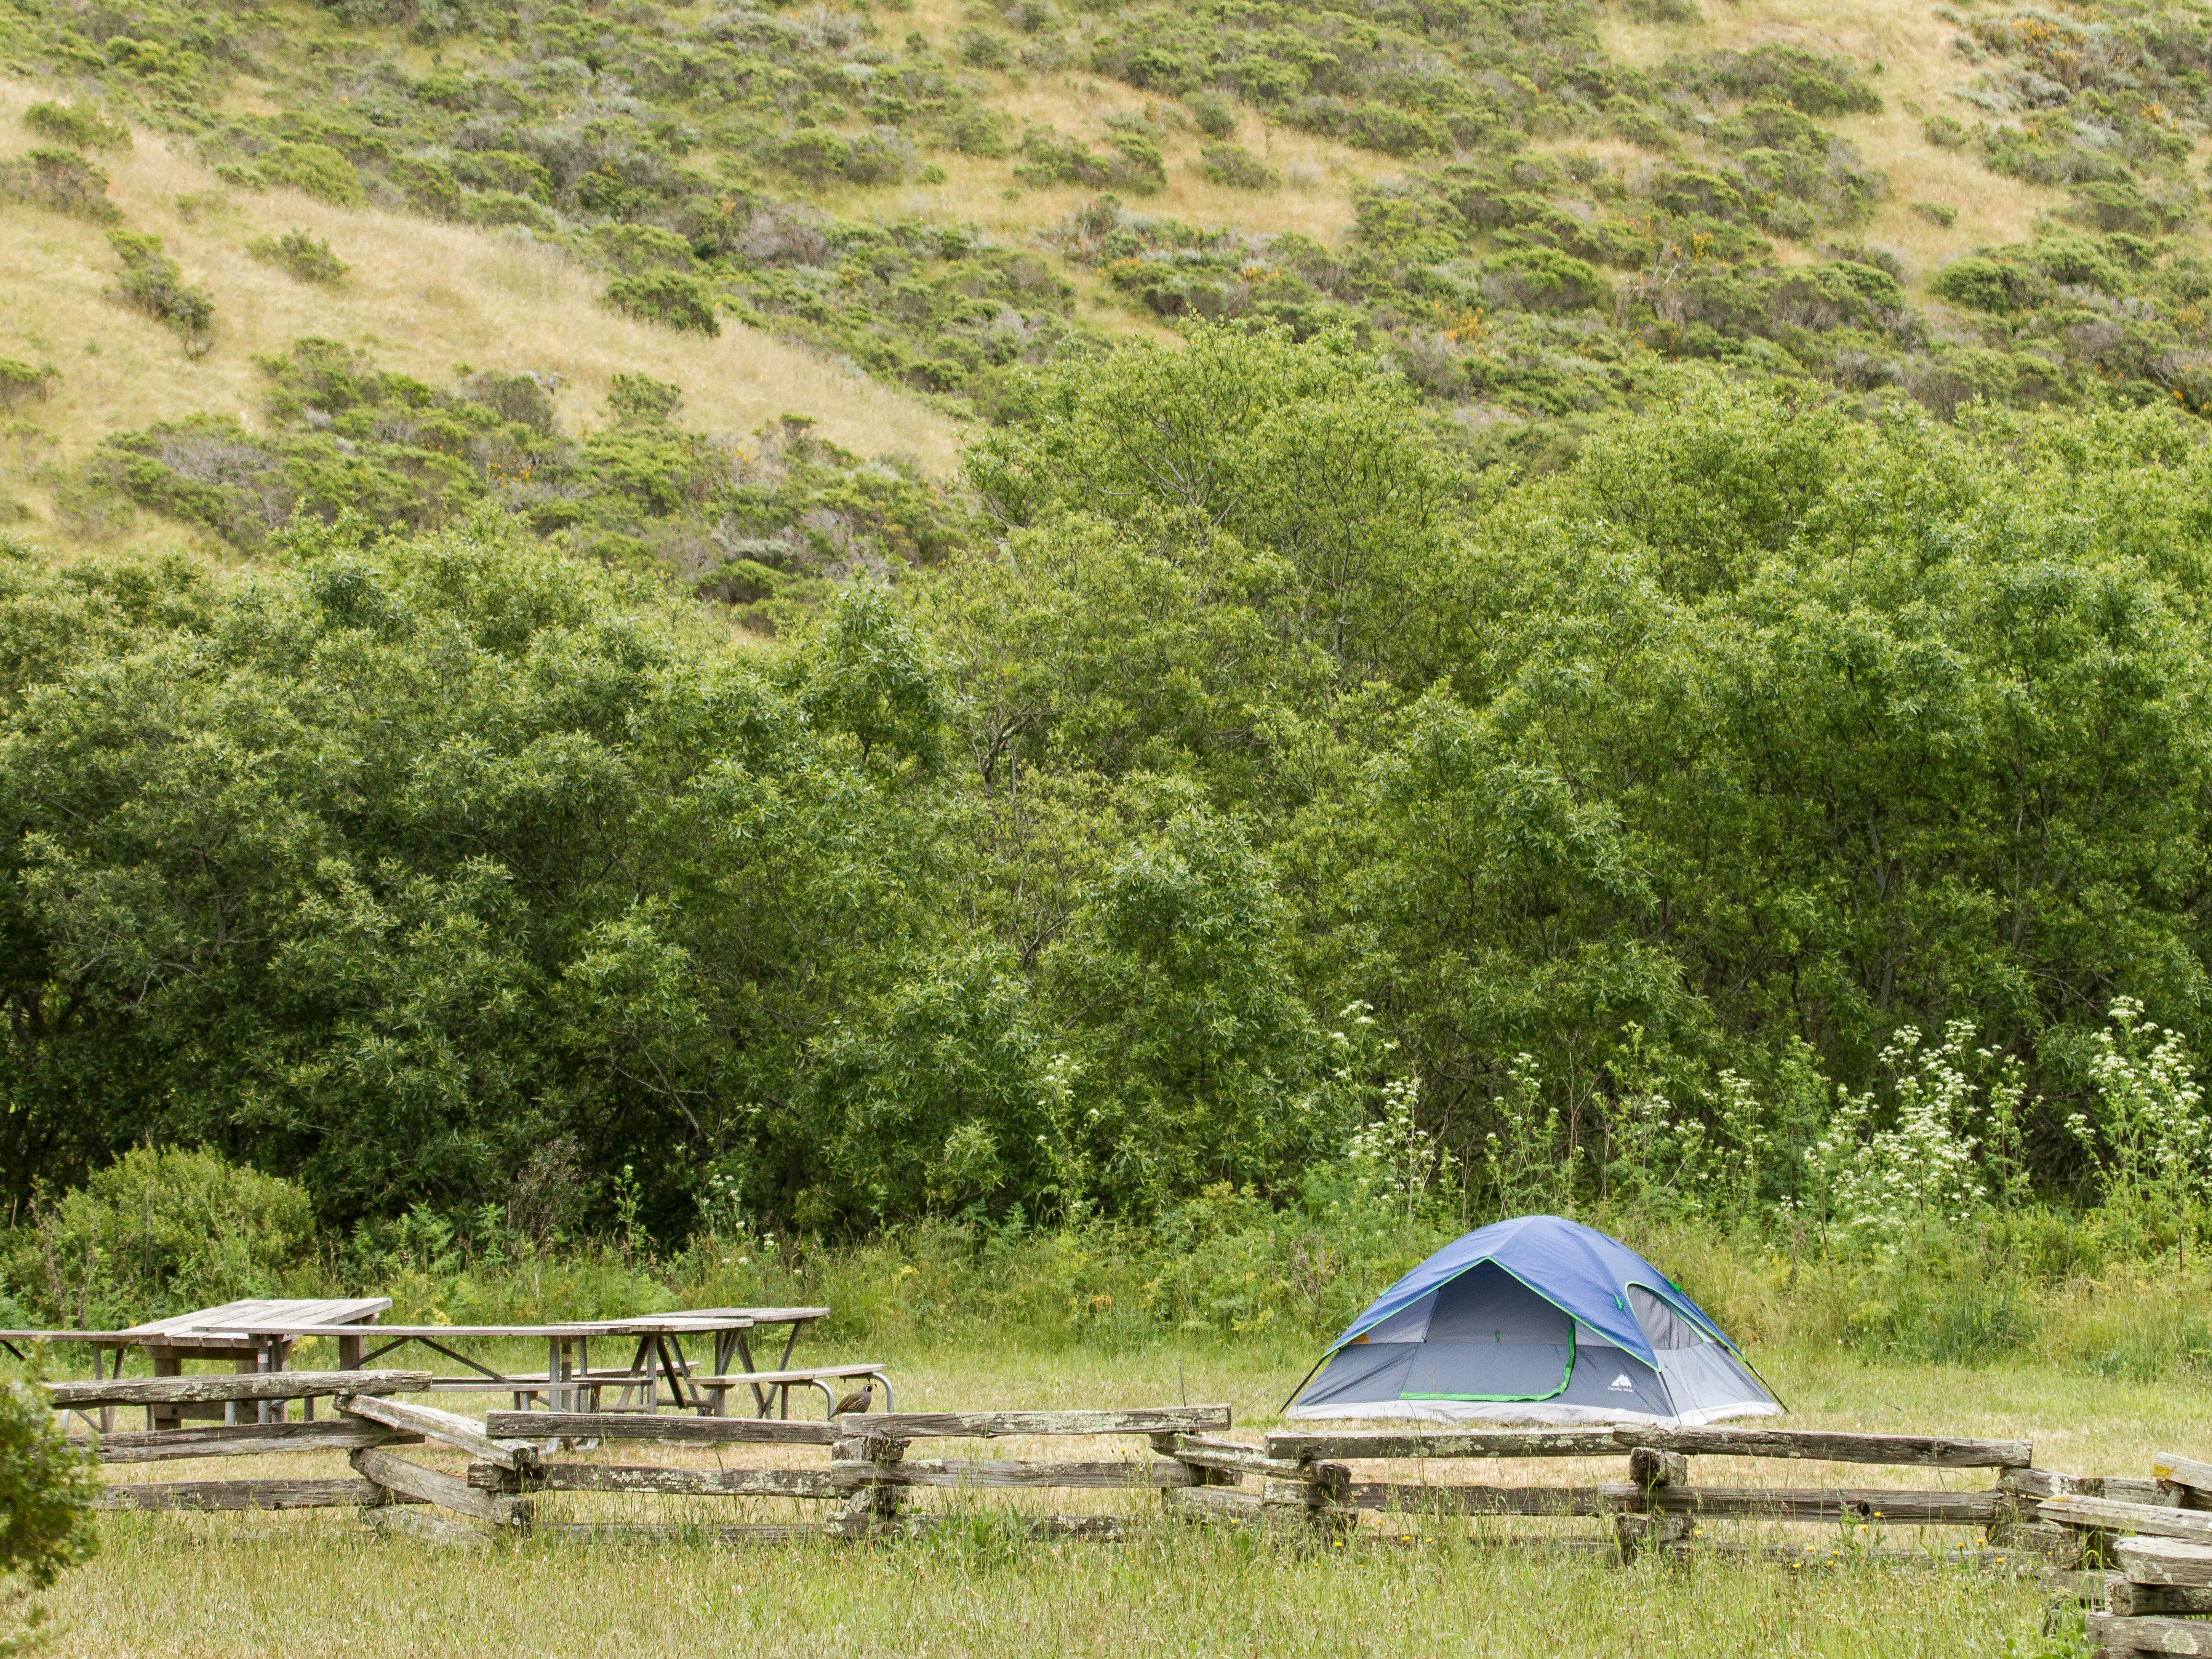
[1617,1446,1692,1562]
[831,1429,907,1539]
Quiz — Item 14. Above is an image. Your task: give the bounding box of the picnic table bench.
[691,1362,894,1419]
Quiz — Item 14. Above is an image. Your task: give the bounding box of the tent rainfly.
[1286,1214,1780,1426]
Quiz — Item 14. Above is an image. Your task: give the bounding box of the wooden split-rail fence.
[41,1369,2212,1600]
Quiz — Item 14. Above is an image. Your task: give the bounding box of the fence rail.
[42,1365,2212,1625]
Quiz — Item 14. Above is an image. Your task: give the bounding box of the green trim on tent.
[1400,1327,1576,1404]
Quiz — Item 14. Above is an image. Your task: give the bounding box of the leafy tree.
[1043,793,1330,1210]
[0,517,931,1232]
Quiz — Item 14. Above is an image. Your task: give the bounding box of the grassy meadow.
[32,1330,2184,1659]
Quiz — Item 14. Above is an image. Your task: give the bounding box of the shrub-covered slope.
[10,0,2212,513]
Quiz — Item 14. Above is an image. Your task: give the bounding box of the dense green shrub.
[1192,144,1275,190]
[1479,247,1607,312]
[607,371,683,425]
[1928,255,2042,313]
[258,140,364,204]
[246,227,348,284]
[1188,93,1238,139]
[106,230,213,354]
[0,1383,96,1591]
[1016,126,1165,193]
[21,101,129,152]
[603,271,720,335]
[2,1148,317,1326]
[0,361,57,411]
[0,149,117,219]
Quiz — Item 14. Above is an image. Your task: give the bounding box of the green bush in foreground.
[0,1381,97,1590]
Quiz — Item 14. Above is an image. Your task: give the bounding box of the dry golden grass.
[1592,0,2206,284]
[799,0,1407,338]
[0,75,963,551]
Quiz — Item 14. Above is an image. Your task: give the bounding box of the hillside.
[7,0,2212,580]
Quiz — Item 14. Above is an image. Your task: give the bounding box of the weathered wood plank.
[537,1522,830,1543]
[96,1477,399,1511]
[339,1393,540,1472]
[1166,1484,1264,1521]
[2157,1454,2212,1506]
[1157,1434,1349,1490]
[1630,1447,1691,1489]
[831,1457,1194,1491]
[1268,1428,1620,1462]
[482,1411,838,1447]
[2005,1471,2176,1508]
[1343,1480,2000,1524]
[2001,1468,2085,1500]
[2106,1476,2180,1508]
[1265,1425,2030,1468]
[840,1406,1231,1440]
[70,1420,420,1464]
[350,1448,529,1528]
[2119,1537,2212,1587]
[2087,1612,2212,1655]
[2044,1496,2212,1542]
[49,1369,432,1408]
[2108,1578,2212,1617]
[1632,1427,2032,1468]
[1640,1485,2002,1525]
[469,1463,841,1499]
[1348,1483,1618,1517]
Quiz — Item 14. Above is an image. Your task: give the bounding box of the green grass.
[26,1334,2198,1656]
[61,1516,2070,1659]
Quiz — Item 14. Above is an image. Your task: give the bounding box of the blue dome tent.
[1286,1215,1781,1426]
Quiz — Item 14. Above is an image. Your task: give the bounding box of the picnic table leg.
[227,1354,256,1427]
[775,1322,806,1421]
[664,1334,708,1413]
[730,1331,770,1418]
[150,1351,178,1432]
[288,1340,313,1420]
[92,1346,112,1436]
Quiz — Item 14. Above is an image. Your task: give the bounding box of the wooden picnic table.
[167,1307,833,1417]
[5,1304,838,1422]
[2,1299,391,1431]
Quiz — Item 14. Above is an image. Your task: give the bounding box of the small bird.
[833,1380,875,1418]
